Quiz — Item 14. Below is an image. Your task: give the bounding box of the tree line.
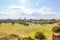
[0,19,59,26]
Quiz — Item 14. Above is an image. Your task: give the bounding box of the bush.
[0,22,1,25]
[49,22,54,24]
[57,22,60,25]
[17,37,34,40]
[11,22,14,25]
[35,32,46,40]
[52,26,60,33]
[19,22,29,26]
[23,37,34,40]
[33,22,38,24]
[24,23,29,26]
[17,37,22,40]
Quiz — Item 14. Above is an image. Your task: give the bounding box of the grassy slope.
[0,23,58,40]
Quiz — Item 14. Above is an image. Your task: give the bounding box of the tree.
[0,21,2,25]
[52,26,60,33]
[0,22,1,25]
[12,22,14,25]
[24,23,29,26]
[49,22,53,24]
[35,32,46,40]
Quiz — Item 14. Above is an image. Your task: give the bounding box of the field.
[0,23,58,40]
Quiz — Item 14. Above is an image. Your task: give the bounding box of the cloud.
[7,5,58,15]
[36,7,57,15]
[9,4,59,15]
[33,7,51,15]
[9,5,34,14]
[8,5,60,19]
[0,4,60,19]
[0,0,60,19]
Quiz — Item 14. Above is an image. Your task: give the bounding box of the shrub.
[17,37,34,40]
[24,23,29,26]
[17,37,22,40]
[19,22,29,26]
[11,22,14,25]
[57,22,60,25]
[35,32,46,40]
[33,22,38,24]
[48,22,53,24]
[52,26,60,33]
[0,22,1,25]
[23,37,34,40]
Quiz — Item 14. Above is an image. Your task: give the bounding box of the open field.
[0,23,58,40]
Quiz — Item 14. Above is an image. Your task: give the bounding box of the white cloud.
[0,4,60,19]
[9,5,58,15]
[8,5,55,15]
[8,5,60,19]
[0,0,60,19]
[36,7,57,15]
[33,7,51,14]
[9,5,34,14]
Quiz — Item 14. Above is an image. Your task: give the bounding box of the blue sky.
[0,0,60,19]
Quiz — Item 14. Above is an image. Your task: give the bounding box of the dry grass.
[0,23,58,40]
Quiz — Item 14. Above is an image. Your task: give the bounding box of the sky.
[0,0,60,19]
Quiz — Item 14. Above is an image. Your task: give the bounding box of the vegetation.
[0,19,59,40]
[17,36,34,40]
[19,22,29,26]
[57,22,60,25]
[35,32,46,40]
[23,37,34,40]
[0,22,1,25]
[52,26,60,33]
[12,22,15,25]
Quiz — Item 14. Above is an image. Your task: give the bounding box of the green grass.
[0,23,58,40]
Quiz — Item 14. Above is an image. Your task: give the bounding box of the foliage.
[52,26,60,33]
[17,37,22,40]
[35,32,46,40]
[0,23,56,40]
[0,22,1,25]
[11,22,15,25]
[57,22,60,25]
[23,37,34,40]
[17,37,34,40]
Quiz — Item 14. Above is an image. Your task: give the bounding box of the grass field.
[0,23,58,40]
